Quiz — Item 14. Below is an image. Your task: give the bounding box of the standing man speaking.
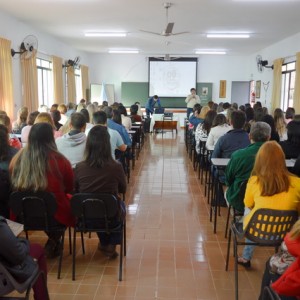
[185,88,200,118]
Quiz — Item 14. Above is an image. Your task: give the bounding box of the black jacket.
[0,217,36,282]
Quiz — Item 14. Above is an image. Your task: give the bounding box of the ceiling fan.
[256,55,273,73]
[11,35,38,59]
[140,2,188,37]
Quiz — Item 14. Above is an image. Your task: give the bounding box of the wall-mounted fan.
[140,3,188,37]
[63,56,81,69]
[11,35,38,59]
[256,55,273,73]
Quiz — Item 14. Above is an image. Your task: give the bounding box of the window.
[281,62,296,112]
[36,58,53,108]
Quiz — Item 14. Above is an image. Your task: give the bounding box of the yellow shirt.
[243,175,300,229]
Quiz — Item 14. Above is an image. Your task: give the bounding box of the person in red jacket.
[259,219,300,300]
[10,123,74,258]
[271,221,300,299]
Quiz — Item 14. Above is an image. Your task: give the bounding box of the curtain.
[52,55,64,104]
[67,67,76,103]
[0,37,14,118]
[293,52,300,114]
[80,65,89,101]
[21,51,38,112]
[270,58,284,114]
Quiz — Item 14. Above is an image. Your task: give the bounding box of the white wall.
[1,9,300,114]
[0,11,91,113]
[89,54,148,102]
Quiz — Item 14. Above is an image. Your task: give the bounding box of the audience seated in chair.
[238,141,300,268]
[103,106,132,147]
[195,110,217,154]
[93,111,127,160]
[12,107,28,135]
[0,216,48,300]
[225,122,271,213]
[0,114,22,150]
[10,123,75,258]
[130,104,142,123]
[279,118,300,159]
[206,114,231,151]
[75,125,126,258]
[212,110,250,159]
[55,112,87,168]
[259,219,300,300]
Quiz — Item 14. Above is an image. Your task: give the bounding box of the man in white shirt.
[185,88,200,118]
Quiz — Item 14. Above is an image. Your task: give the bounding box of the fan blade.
[140,29,162,36]
[165,22,174,34]
[171,31,189,36]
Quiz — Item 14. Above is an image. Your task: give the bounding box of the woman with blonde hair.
[238,141,300,268]
[274,108,287,141]
[10,123,74,258]
[12,107,28,134]
[34,112,61,138]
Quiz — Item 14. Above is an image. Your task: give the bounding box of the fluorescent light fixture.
[195,50,226,55]
[108,50,139,54]
[85,32,127,37]
[207,34,250,38]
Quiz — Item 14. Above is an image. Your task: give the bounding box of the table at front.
[149,114,179,132]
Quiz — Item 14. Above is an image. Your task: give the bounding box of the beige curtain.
[21,51,38,112]
[0,37,14,118]
[67,67,76,103]
[270,58,284,113]
[293,52,300,114]
[81,65,89,101]
[52,55,64,104]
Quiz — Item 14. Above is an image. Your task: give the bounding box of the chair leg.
[233,235,239,300]
[225,205,231,239]
[68,227,72,255]
[225,225,232,271]
[119,228,124,281]
[123,221,127,257]
[81,232,85,254]
[72,229,77,281]
[57,231,65,279]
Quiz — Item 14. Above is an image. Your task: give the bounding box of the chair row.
[9,191,126,282]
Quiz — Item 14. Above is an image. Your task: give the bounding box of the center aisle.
[46,129,268,300]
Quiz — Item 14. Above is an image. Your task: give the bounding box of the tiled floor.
[26,130,271,299]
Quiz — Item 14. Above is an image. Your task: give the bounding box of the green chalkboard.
[121,82,212,108]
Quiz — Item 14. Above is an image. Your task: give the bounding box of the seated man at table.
[93,111,127,160]
[56,112,87,168]
[211,110,250,205]
[212,110,250,159]
[102,106,132,147]
[225,122,271,213]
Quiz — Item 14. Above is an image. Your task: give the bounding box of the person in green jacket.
[224,121,271,212]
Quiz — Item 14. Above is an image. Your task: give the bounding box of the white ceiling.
[1,0,300,56]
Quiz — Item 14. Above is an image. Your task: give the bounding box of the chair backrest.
[163,112,173,120]
[0,261,39,296]
[262,286,281,300]
[245,208,298,246]
[9,191,57,231]
[71,193,120,231]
